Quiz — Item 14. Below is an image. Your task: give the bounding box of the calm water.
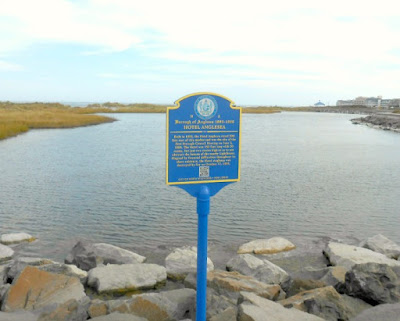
[1,112,399,261]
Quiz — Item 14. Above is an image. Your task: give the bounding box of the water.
[1,112,399,262]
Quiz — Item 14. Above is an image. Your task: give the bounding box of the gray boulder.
[165,246,214,280]
[279,286,370,321]
[227,254,291,291]
[65,241,146,271]
[323,242,400,270]
[36,296,90,321]
[345,262,400,305]
[7,257,55,280]
[360,234,400,260]
[350,303,400,321]
[320,266,347,291]
[38,263,88,283]
[209,307,237,321]
[87,263,166,294]
[0,244,13,262]
[0,311,39,321]
[0,232,35,245]
[238,291,325,321]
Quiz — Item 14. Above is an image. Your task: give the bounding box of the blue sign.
[166,93,241,185]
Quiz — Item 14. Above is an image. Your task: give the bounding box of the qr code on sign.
[199,166,210,178]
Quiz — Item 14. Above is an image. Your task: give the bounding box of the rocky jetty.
[0,234,400,320]
[351,113,400,133]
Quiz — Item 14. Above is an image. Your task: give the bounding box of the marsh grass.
[0,102,115,140]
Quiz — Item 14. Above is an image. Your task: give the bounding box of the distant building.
[314,100,325,107]
[336,96,400,108]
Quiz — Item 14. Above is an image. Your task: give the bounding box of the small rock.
[165,246,214,280]
[65,241,146,271]
[87,264,167,294]
[0,244,14,262]
[207,270,285,301]
[0,232,35,245]
[227,254,291,291]
[279,286,365,321]
[238,237,296,254]
[90,313,148,321]
[345,263,400,305]
[238,291,325,321]
[7,257,55,280]
[323,242,400,270]
[1,266,86,312]
[350,303,400,321]
[360,234,400,260]
[209,306,237,321]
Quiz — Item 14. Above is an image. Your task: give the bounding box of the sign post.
[166,92,241,321]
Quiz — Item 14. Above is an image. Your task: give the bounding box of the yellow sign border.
[166,92,242,185]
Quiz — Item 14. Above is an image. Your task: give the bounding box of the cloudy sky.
[1,0,399,106]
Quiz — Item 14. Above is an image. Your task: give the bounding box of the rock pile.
[0,233,400,320]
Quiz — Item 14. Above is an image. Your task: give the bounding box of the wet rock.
[360,234,400,260]
[87,263,166,294]
[37,296,90,321]
[323,242,400,270]
[227,254,291,291]
[91,313,148,321]
[238,237,296,255]
[207,270,285,301]
[238,291,325,321]
[0,244,13,262]
[279,286,365,321]
[0,311,39,321]
[165,246,214,280]
[65,241,146,271]
[1,266,86,312]
[350,303,400,321]
[89,289,195,321]
[0,232,35,245]
[345,263,400,305]
[7,257,55,280]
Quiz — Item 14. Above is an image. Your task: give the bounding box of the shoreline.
[351,113,400,133]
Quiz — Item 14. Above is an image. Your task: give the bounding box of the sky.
[0,0,400,106]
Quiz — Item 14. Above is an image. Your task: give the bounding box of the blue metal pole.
[196,185,210,321]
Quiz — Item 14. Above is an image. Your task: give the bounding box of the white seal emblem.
[194,95,218,120]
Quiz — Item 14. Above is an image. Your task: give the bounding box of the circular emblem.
[194,95,218,120]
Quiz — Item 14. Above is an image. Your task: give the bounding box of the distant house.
[314,101,325,107]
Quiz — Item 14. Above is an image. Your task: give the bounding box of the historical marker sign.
[166,93,241,185]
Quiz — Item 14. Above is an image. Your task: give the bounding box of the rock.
[345,263,400,305]
[91,313,148,321]
[88,299,109,318]
[89,289,195,321]
[165,246,214,280]
[287,279,327,297]
[207,270,285,301]
[238,237,296,254]
[320,266,347,291]
[0,311,39,321]
[279,286,365,321]
[238,291,325,321]
[0,265,9,284]
[323,242,400,270]
[37,296,90,321]
[226,254,291,291]
[0,284,10,303]
[1,266,86,312]
[0,244,14,262]
[7,257,55,280]
[87,263,166,294]
[38,263,88,283]
[0,232,35,245]
[341,295,372,318]
[350,303,400,321]
[209,306,237,321]
[360,234,400,260]
[65,241,146,271]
